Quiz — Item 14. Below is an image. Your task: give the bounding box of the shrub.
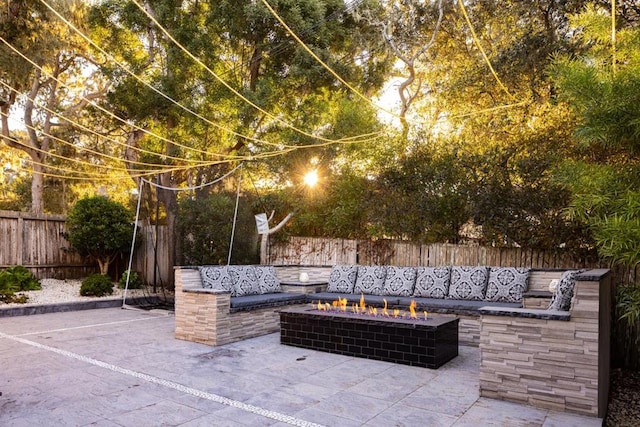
[0,266,40,304]
[66,196,135,275]
[118,270,144,289]
[80,274,114,297]
[2,266,41,291]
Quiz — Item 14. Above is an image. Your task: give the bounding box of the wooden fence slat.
[268,236,601,271]
[0,211,611,285]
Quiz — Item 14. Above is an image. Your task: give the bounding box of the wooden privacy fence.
[0,211,171,286]
[267,236,596,270]
[0,210,95,279]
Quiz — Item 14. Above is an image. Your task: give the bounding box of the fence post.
[16,214,24,266]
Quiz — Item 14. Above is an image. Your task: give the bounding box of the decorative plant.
[0,266,40,303]
[80,274,114,297]
[65,196,135,275]
[118,270,144,289]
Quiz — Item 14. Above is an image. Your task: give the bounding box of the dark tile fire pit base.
[280,306,458,369]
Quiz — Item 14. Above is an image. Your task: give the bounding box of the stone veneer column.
[174,267,231,346]
[479,269,611,418]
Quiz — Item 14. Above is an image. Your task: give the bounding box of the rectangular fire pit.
[280,306,458,369]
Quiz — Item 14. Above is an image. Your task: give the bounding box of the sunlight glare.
[303,170,319,188]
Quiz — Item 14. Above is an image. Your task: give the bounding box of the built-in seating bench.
[174,264,610,420]
[174,265,329,346]
[307,265,572,345]
[478,269,611,419]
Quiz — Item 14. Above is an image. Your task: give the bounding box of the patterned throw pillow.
[447,266,490,301]
[327,265,358,293]
[382,266,416,296]
[413,266,451,299]
[254,266,281,294]
[484,267,530,303]
[548,270,583,311]
[228,265,260,297]
[353,265,387,296]
[199,266,232,292]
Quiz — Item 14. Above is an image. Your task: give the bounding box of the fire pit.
[279,303,458,369]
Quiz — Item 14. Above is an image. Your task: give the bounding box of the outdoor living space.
[0,307,603,426]
[172,262,612,421]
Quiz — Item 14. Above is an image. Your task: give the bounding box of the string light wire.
[456,0,519,102]
[125,0,382,145]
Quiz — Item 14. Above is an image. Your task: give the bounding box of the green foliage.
[118,270,144,289]
[375,147,470,243]
[549,6,640,369]
[177,193,258,265]
[0,266,40,304]
[80,274,114,297]
[66,196,135,275]
[0,266,41,291]
[615,284,640,369]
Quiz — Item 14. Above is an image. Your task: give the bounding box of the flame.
[409,300,417,319]
[315,296,426,322]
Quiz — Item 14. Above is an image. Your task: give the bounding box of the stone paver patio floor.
[0,308,603,426]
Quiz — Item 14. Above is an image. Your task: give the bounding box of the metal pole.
[227,164,243,265]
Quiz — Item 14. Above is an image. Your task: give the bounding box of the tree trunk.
[97,258,109,275]
[30,162,44,213]
[259,212,294,265]
[249,45,262,92]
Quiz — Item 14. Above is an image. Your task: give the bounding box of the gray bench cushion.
[230,292,307,312]
[326,265,358,293]
[353,265,387,295]
[199,266,232,292]
[485,267,530,303]
[228,265,261,297]
[447,266,489,301]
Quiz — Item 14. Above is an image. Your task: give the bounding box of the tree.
[548,5,640,368]
[90,0,389,269]
[177,193,259,265]
[549,4,640,266]
[375,146,470,243]
[0,0,106,213]
[66,196,135,275]
[355,0,446,139]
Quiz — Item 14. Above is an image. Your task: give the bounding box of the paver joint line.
[0,330,325,427]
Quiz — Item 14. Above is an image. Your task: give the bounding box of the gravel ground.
[1,278,149,307]
[606,368,640,426]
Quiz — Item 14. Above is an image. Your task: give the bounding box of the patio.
[0,307,603,426]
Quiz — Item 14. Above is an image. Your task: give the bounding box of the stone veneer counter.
[280,306,458,369]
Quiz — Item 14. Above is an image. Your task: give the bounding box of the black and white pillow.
[353,265,387,296]
[382,266,416,296]
[548,270,583,311]
[326,265,358,293]
[228,265,260,297]
[484,267,530,303]
[199,266,232,292]
[414,266,451,298]
[255,266,281,294]
[447,266,489,301]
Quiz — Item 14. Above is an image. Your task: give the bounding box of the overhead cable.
[125,0,382,145]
